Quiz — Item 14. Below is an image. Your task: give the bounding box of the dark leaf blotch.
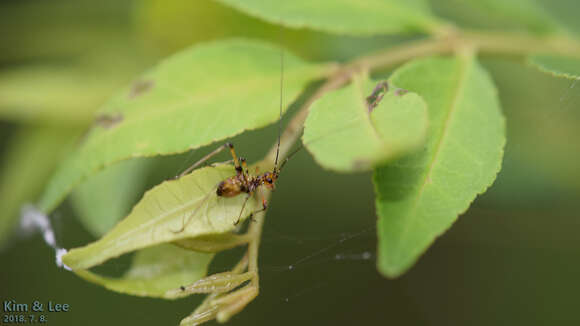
[129,80,155,99]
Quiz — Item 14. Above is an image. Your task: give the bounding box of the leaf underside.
[74,244,214,299]
[71,158,155,237]
[303,75,428,172]
[374,55,506,277]
[63,165,260,271]
[38,39,329,214]
[216,0,442,36]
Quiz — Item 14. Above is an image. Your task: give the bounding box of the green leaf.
[73,244,213,298]
[216,0,444,36]
[62,165,260,270]
[460,0,563,35]
[374,55,506,277]
[71,158,155,237]
[38,39,329,213]
[0,126,81,246]
[173,233,251,253]
[303,76,428,172]
[528,54,580,80]
[0,66,112,125]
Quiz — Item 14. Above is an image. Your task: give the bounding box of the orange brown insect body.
[209,141,283,224]
[216,171,277,197]
[215,143,278,199]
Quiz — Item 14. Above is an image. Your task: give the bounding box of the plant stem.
[461,30,580,56]
[247,194,265,286]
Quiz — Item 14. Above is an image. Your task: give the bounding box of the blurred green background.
[1,0,579,325]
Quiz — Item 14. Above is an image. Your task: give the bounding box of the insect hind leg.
[234,194,252,226]
[235,194,268,225]
[207,159,234,168]
[248,201,268,223]
[177,142,242,179]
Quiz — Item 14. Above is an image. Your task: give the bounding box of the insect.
[365,81,389,112]
[172,46,293,231]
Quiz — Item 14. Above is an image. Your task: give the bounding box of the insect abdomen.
[216,177,244,197]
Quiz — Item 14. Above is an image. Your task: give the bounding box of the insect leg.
[366,81,389,112]
[239,157,250,180]
[208,159,234,167]
[177,142,242,179]
[226,143,244,176]
[233,194,252,226]
[195,159,235,172]
[247,195,268,222]
[191,159,235,171]
[177,143,229,178]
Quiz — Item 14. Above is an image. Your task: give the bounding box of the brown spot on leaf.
[352,159,371,170]
[366,81,389,113]
[128,79,154,99]
[95,113,123,129]
[394,88,409,96]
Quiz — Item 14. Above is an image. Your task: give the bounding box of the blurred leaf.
[71,158,156,237]
[458,0,563,34]
[538,0,580,35]
[38,39,331,213]
[0,126,80,246]
[438,0,563,35]
[0,0,133,63]
[136,0,372,61]
[216,0,444,36]
[74,244,213,298]
[135,0,274,53]
[374,55,505,277]
[472,0,563,33]
[528,54,580,80]
[303,76,428,172]
[137,0,419,64]
[0,66,118,125]
[62,165,260,270]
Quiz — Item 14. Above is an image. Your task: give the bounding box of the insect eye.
[266,178,272,183]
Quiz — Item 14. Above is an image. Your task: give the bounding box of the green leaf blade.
[303,76,428,172]
[38,39,329,213]
[374,56,506,277]
[62,165,260,270]
[529,54,580,80]
[216,0,444,36]
[74,244,214,298]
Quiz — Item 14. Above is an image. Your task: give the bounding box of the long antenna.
[279,142,303,172]
[274,29,284,171]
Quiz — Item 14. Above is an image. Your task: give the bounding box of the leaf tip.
[376,254,413,279]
